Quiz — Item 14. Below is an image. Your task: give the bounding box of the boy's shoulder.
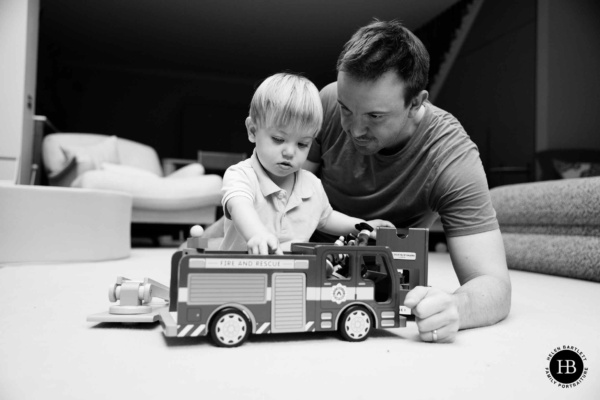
[225,157,253,174]
[298,168,325,190]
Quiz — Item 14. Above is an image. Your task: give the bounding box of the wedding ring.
[432,329,438,342]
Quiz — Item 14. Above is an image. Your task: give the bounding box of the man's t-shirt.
[307,82,498,237]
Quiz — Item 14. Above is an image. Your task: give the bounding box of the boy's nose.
[282,145,294,158]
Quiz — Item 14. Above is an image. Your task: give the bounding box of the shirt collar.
[250,150,314,199]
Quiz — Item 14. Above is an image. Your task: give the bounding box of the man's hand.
[247,232,283,255]
[404,286,460,343]
[365,219,395,238]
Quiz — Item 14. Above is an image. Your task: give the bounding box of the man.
[302,20,511,343]
[202,19,511,343]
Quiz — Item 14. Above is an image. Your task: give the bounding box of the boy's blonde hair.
[249,73,323,135]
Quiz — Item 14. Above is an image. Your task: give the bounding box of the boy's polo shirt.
[220,151,333,251]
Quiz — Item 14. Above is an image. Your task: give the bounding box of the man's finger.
[403,286,430,309]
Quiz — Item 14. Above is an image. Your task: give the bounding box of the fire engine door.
[320,249,359,311]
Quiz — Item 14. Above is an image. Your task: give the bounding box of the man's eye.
[370,114,383,119]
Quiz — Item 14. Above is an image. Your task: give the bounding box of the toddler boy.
[220,73,392,254]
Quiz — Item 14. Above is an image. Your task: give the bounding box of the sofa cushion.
[491,177,600,282]
[166,163,205,179]
[100,162,160,180]
[490,177,600,236]
[502,233,600,282]
[60,136,120,183]
[72,169,223,210]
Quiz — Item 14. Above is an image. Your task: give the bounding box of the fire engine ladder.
[87,277,170,323]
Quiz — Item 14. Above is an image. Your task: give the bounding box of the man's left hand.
[404,286,460,343]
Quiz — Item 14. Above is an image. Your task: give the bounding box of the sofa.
[42,133,223,226]
[490,176,600,282]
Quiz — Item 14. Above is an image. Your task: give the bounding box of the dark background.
[35,0,600,187]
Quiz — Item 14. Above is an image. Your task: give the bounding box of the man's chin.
[352,142,379,155]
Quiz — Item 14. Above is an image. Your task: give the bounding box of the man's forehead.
[338,72,406,109]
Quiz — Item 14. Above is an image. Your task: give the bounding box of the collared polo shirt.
[220,151,333,251]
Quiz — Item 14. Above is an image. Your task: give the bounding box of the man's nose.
[350,118,367,138]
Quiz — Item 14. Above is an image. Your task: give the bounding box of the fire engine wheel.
[210,308,250,348]
[339,306,372,342]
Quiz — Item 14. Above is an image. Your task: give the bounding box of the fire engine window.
[360,254,392,303]
[399,269,410,290]
[325,251,351,280]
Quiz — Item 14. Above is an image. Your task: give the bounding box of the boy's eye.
[271,137,284,143]
[298,142,310,149]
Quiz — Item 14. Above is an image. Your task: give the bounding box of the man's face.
[337,70,414,155]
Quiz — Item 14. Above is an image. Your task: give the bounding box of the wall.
[434,0,537,186]
[0,0,39,184]
[35,59,259,160]
[538,0,600,151]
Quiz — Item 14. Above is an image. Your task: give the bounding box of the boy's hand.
[365,219,395,238]
[247,233,283,255]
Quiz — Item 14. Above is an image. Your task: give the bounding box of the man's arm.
[404,228,511,342]
[448,228,511,329]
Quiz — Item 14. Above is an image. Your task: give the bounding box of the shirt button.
[278,192,285,200]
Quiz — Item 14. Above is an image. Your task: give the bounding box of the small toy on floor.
[87,276,170,323]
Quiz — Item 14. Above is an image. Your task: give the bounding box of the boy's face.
[246,117,314,187]
[337,70,423,155]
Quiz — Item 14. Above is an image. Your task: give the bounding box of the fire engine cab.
[159,227,428,347]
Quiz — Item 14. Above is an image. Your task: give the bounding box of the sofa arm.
[47,157,78,187]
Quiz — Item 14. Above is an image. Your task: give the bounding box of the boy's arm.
[226,196,283,255]
[321,211,394,237]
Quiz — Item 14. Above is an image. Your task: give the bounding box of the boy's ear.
[245,117,257,143]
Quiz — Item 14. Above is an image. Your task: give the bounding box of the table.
[1,250,598,399]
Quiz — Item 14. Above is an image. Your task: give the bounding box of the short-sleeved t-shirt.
[220,151,334,251]
[307,82,498,237]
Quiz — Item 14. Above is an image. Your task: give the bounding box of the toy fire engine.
[88,226,428,347]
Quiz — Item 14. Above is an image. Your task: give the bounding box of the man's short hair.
[249,73,323,135]
[337,19,430,104]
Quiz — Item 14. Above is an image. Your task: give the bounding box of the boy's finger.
[259,242,270,255]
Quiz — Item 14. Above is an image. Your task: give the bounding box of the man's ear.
[409,90,429,117]
[245,117,257,143]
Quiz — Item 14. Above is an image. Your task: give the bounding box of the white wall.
[537,0,600,151]
[0,0,39,184]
